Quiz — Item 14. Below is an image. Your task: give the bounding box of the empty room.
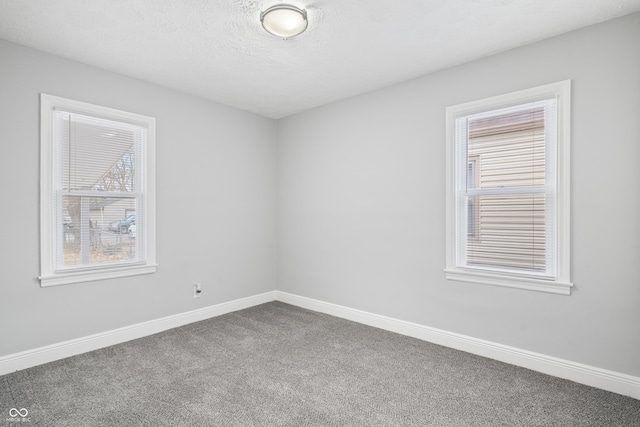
[1,1,639,425]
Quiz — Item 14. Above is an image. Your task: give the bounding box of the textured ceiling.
[1,0,639,118]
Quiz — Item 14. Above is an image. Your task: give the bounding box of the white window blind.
[456,101,556,278]
[40,94,156,286]
[445,81,572,294]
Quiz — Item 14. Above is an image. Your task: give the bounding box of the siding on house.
[466,108,547,272]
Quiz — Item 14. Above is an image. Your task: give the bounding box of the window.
[40,94,156,286]
[445,81,572,294]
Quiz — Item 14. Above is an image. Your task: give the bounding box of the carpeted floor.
[1,301,639,426]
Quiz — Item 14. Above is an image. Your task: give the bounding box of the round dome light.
[261,4,308,39]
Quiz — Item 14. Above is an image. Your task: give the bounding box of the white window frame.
[445,81,572,295]
[40,94,157,287]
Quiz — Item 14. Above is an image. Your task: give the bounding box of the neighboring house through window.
[40,94,156,286]
[445,81,572,294]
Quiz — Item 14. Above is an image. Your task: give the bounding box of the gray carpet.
[1,302,639,426]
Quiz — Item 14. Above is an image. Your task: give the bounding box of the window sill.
[39,263,157,287]
[444,268,573,295]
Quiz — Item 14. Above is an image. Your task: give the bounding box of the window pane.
[60,195,137,269]
[466,193,546,272]
[468,107,545,189]
[56,111,141,192]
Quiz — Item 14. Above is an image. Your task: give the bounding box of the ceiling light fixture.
[260,4,308,39]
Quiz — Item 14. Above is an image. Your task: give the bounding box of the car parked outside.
[109,214,135,233]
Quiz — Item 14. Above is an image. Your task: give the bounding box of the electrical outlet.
[193,283,202,298]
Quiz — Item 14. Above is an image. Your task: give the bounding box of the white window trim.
[39,94,157,287]
[445,81,572,295]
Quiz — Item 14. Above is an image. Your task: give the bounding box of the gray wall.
[2,13,639,379]
[0,39,278,356]
[277,13,640,376]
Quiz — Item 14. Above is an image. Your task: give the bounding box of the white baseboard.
[276,291,640,400]
[0,291,277,376]
[2,289,638,400]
